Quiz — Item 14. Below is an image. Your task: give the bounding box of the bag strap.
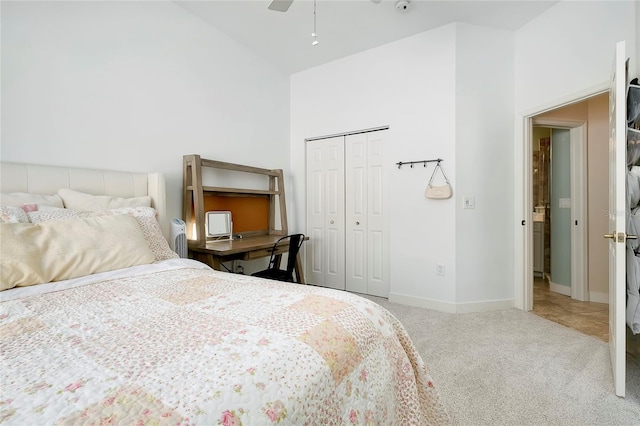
[428,162,450,185]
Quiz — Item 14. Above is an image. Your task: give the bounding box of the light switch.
[463,196,475,209]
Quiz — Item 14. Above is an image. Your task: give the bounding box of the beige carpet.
[363,295,640,426]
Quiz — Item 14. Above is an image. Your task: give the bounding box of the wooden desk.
[189,235,306,284]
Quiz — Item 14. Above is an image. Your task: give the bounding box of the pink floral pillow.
[27,209,99,223]
[0,206,29,223]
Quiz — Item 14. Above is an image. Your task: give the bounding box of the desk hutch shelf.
[182,154,289,249]
[182,155,306,283]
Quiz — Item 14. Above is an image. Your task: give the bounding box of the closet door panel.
[309,227,323,275]
[370,230,384,281]
[348,159,367,292]
[306,136,345,290]
[348,228,367,294]
[366,130,390,297]
[369,164,383,215]
[306,140,326,285]
[351,168,365,215]
[346,134,368,294]
[327,227,341,275]
[350,140,367,216]
[310,171,323,215]
[324,137,345,290]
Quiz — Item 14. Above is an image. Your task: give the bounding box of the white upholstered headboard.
[0,162,169,239]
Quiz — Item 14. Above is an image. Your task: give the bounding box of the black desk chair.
[252,234,305,283]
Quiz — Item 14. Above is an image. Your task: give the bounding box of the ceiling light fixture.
[311,0,318,46]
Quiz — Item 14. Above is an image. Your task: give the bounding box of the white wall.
[515,1,637,113]
[1,1,290,225]
[291,25,458,306]
[291,23,515,311]
[455,24,514,307]
[512,0,639,308]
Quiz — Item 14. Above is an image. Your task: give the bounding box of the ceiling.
[176,0,559,74]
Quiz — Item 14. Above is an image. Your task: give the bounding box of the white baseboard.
[388,292,514,314]
[549,281,571,296]
[388,293,457,313]
[589,291,609,304]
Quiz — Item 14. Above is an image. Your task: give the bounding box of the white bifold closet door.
[306,136,346,290]
[305,129,389,297]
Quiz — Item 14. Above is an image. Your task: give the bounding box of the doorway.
[526,94,610,340]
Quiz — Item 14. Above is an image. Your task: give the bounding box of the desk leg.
[211,256,222,271]
[195,252,221,271]
[294,253,306,284]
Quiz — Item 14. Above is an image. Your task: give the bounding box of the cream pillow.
[58,188,151,212]
[0,192,64,208]
[110,207,178,261]
[0,215,155,290]
[27,207,177,262]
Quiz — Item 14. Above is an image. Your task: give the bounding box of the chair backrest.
[284,234,304,275]
[268,234,305,280]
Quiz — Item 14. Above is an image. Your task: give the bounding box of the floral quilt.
[0,265,449,425]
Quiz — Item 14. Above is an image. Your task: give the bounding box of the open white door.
[606,40,628,398]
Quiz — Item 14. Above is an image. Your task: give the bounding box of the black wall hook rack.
[395,158,443,169]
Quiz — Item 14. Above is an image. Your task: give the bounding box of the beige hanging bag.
[425,162,452,199]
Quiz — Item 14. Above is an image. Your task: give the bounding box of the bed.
[0,162,450,425]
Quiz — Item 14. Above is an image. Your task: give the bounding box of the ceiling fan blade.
[268,0,294,12]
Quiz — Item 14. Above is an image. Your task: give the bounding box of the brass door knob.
[603,233,638,242]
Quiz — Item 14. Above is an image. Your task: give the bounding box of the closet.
[305,129,389,297]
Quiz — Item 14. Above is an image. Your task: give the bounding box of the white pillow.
[0,192,64,208]
[0,215,155,290]
[58,188,151,212]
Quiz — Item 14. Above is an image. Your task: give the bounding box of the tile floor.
[531,277,609,342]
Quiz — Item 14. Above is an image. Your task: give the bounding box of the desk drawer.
[245,246,287,260]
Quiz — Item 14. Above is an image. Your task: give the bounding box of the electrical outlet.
[436,264,445,276]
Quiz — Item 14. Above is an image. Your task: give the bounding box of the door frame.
[515,83,609,311]
[529,119,588,304]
